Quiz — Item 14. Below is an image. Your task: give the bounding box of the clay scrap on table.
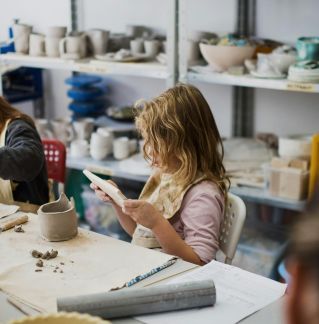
[30,249,58,260]
[14,225,24,233]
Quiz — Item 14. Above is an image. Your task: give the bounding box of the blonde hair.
[135,83,229,197]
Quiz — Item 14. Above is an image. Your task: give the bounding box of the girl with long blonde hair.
[92,84,229,265]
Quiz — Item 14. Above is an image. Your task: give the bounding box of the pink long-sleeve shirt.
[170,180,225,264]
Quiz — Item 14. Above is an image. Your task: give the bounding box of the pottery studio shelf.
[66,155,149,183]
[186,70,319,94]
[66,155,306,211]
[0,53,168,79]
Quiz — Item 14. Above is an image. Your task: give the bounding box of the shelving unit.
[0,53,169,80]
[0,0,314,212]
[186,70,319,94]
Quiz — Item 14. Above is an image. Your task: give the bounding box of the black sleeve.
[0,119,45,182]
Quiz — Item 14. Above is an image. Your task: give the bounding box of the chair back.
[219,192,246,264]
[42,139,66,184]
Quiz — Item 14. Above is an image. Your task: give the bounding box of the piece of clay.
[36,259,43,267]
[60,270,63,273]
[35,269,42,272]
[42,251,51,260]
[60,262,64,265]
[53,270,57,273]
[49,249,58,259]
[30,250,43,258]
[14,225,24,233]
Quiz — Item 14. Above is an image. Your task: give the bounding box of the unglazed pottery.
[38,193,78,242]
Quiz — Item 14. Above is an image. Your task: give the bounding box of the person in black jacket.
[0,96,49,205]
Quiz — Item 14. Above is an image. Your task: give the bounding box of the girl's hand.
[90,180,118,204]
[122,200,163,230]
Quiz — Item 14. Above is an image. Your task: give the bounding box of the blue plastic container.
[65,75,102,88]
[67,87,103,101]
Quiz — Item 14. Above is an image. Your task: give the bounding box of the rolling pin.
[57,279,216,319]
[0,215,28,233]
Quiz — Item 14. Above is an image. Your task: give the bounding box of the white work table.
[0,208,285,324]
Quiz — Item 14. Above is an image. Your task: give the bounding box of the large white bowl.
[199,43,255,72]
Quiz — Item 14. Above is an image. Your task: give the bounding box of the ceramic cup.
[187,40,200,64]
[113,137,132,160]
[70,139,89,158]
[45,37,62,57]
[256,53,282,76]
[51,118,74,145]
[47,26,67,38]
[130,39,144,55]
[29,33,45,56]
[13,23,32,54]
[73,118,94,140]
[90,147,108,161]
[129,138,137,154]
[35,118,53,138]
[38,192,78,242]
[144,40,160,57]
[162,40,167,54]
[59,32,87,59]
[86,29,110,55]
[126,25,147,38]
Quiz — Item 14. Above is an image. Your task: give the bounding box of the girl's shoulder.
[186,180,223,199]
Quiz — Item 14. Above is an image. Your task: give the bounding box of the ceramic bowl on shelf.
[199,43,255,72]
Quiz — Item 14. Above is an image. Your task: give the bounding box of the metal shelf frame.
[0,0,315,211]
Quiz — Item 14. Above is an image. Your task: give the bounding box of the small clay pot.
[38,193,78,242]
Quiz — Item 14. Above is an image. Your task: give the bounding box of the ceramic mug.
[73,118,94,140]
[90,132,112,149]
[13,23,32,54]
[29,33,45,56]
[126,25,147,38]
[45,37,62,57]
[144,40,160,57]
[130,39,144,55]
[113,137,131,160]
[47,26,67,38]
[51,118,74,145]
[86,29,109,55]
[70,139,89,158]
[59,32,87,59]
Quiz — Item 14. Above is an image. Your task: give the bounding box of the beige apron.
[131,170,206,248]
[0,119,14,203]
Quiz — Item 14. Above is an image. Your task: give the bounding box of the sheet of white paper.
[136,260,287,324]
[0,203,19,219]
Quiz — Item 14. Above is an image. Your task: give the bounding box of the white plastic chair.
[219,192,246,264]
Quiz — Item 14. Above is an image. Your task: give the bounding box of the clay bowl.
[38,193,78,242]
[199,43,255,72]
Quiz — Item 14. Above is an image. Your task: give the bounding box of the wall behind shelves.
[0,0,318,136]
[253,0,319,136]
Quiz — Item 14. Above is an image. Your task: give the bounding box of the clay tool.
[57,279,216,319]
[0,214,28,233]
[83,169,127,207]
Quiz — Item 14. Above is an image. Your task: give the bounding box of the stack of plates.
[288,60,319,83]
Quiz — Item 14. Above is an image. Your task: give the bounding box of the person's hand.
[122,200,163,230]
[90,180,118,204]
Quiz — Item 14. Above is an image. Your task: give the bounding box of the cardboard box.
[269,167,309,200]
